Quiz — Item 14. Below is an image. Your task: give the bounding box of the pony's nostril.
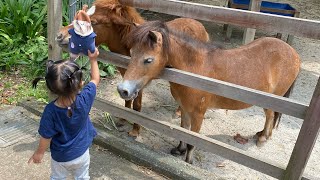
[56,34,62,41]
[122,90,129,97]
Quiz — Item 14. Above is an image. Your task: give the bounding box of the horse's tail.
[273,80,296,128]
[32,77,44,89]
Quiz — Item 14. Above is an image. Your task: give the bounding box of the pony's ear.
[148,31,162,44]
[113,4,123,15]
[87,5,96,16]
[82,4,88,11]
[133,22,140,27]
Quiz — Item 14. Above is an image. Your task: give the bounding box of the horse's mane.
[127,21,171,56]
[127,21,222,57]
[93,0,145,47]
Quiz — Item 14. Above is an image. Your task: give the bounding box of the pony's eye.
[91,20,97,25]
[144,58,154,64]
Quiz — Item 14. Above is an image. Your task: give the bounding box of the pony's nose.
[117,81,139,100]
[55,33,63,41]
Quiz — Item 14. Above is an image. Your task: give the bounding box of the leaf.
[99,69,108,77]
[233,133,248,144]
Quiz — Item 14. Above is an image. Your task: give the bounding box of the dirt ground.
[94,0,320,179]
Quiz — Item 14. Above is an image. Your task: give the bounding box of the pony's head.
[56,0,144,51]
[117,21,170,100]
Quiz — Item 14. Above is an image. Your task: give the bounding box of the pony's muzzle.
[55,32,70,46]
[55,32,64,42]
[117,80,140,101]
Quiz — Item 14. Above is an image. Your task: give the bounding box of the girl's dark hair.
[33,59,83,117]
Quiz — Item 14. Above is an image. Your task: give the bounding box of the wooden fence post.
[242,0,261,44]
[48,0,62,60]
[283,77,320,179]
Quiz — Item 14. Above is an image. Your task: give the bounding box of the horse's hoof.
[185,158,193,164]
[255,131,263,137]
[170,148,186,156]
[116,118,127,127]
[175,109,181,117]
[128,130,139,137]
[256,136,267,147]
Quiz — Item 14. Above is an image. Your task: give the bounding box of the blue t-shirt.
[38,82,97,162]
[68,28,96,56]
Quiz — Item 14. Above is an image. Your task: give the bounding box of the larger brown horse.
[55,0,209,136]
[117,21,301,163]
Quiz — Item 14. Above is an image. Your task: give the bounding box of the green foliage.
[0,0,48,75]
[98,45,117,77]
[0,35,48,74]
[7,82,48,105]
[0,0,47,40]
[62,0,71,26]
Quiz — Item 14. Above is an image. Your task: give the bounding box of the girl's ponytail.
[32,77,45,88]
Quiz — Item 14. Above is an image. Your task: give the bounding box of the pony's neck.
[167,33,208,71]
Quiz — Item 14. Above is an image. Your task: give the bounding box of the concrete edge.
[18,99,221,180]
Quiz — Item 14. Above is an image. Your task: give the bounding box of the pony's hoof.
[128,130,139,137]
[256,136,267,147]
[170,148,186,156]
[175,109,181,117]
[116,118,127,127]
[185,158,193,164]
[255,130,263,137]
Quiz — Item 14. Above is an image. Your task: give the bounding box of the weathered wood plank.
[284,78,320,180]
[160,68,308,119]
[119,0,320,40]
[94,48,308,119]
[242,0,261,44]
[48,0,62,60]
[61,46,308,119]
[93,97,313,179]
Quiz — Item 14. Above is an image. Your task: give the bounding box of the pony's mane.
[127,21,222,57]
[93,0,145,47]
[127,21,171,56]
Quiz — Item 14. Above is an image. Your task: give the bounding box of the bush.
[0,0,48,74]
[0,0,47,40]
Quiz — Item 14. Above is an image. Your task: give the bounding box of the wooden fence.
[49,0,320,179]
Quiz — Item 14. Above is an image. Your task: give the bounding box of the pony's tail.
[273,80,296,128]
[32,77,44,89]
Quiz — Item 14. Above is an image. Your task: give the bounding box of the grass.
[0,71,48,107]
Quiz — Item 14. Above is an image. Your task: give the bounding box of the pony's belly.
[209,95,253,110]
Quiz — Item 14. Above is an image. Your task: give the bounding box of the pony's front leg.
[185,111,205,164]
[256,109,275,147]
[117,100,132,127]
[128,90,143,137]
[171,108,190,156]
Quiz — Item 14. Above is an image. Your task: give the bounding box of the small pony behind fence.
[117,20,301,163]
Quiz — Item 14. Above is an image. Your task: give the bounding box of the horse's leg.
[256,109,275,147]
[117,67,133,126]
[171,108,191,156]
[116,100,132,126]
[174,106,182,117]
[128,90,143,137]
[185,110,205,164]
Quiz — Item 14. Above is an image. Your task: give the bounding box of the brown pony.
[117,21,301,163]
[55,0,209,136]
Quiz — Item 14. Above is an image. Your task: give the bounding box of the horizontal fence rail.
[94,97,311,180]
[119,0,320,40]
[94,48,308,119]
